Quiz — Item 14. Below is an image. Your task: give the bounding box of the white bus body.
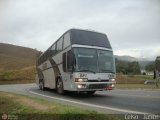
[36,29,116,94]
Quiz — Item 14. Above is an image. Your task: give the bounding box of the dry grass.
[116,74,153,84]
[0,43,40,72]
[0,43,40,84]
[0,66,35,84]
[17,98,50,111]
[0,92,120,120]
[116,84,160,89]
[1,92,51,111]
[0,92,55,114]
[0,54,36,71]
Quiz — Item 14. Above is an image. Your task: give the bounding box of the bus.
[36,29,116,94]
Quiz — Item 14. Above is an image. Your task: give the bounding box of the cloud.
[0,0,159,60]
[115,47,160,60]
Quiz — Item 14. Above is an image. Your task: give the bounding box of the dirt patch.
[17,98,50,110]
[5,94,15,98]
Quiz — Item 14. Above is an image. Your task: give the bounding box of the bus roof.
[38,29,112,58]
[70,29,112,49]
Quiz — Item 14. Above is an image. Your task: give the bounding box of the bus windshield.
[73,48,115,73]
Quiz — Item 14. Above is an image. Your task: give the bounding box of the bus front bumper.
[75,82,116,91]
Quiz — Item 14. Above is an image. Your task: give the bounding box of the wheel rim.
[57,79,63,93]
[57,80,62,88]
[39,81,44,90]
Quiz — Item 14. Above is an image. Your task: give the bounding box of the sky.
[0,0,160,60]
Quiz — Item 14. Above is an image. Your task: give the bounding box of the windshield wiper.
[77,69,96,74]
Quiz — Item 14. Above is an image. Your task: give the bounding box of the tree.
[155,56,160,71]
[145,62,155,72]
[127,61,141,74]
[115,59,128,74]
[115,59,140,74]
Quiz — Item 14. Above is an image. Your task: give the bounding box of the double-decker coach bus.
[36,29,116,94]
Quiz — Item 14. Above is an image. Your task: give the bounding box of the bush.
[0,72,13,81]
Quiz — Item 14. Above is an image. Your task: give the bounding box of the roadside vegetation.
[115,56,160,89]
[116,74,153,84]
[116,74,160,89]
[0,43,40,84]
[0,92,122,120]
[0,66,35,84]
[116,83,160,89]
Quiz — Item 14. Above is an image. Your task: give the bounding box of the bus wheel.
[39,79,45,91]
[56,78,64,94]
[87,91,95,95]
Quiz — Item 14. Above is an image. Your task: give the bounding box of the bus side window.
[42,55,44,63]
[44,53,47,62]
[63,32,71,49]
[67,50,73,72]
[57,37,63,52]
[51,44,56,56]
[63,52,66,72]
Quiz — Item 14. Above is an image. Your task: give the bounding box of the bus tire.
[56,78,64,94]
[39,79,45,91]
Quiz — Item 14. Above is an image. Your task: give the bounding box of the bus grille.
[88,80,109,82]
[88,84,107,89]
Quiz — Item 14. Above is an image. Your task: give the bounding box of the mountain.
[115,55,138,62]
[0,43,41,71]
[138,60,154,69]
[115,55,153,69]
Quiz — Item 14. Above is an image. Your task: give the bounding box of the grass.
[0,92,122,120]
[0,67,35,84]
[116,84,160,89]
[116,74,154,84]
[0,43,39,85]
[0,43,39,72]
[116,74,160,89]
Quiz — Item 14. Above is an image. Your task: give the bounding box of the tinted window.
[74,48,97,73]
[40,57,42,64]
[44,53,47,62]
[51,44,56,56]
[46,50,51,58]
[63,32,71,49]
[70,29,111,48]
[97,50,115,73]
[57,37,63,52]
[63,52,66,72]
[41,55,44,63]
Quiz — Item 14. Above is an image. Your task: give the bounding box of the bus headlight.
[75,78,88,82]
[110,78,115,82]
[77,84,86,88]
[111,84,115,88]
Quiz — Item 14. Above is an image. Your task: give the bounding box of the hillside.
[115,55,153,69]
[115,55,138,62]
[0,43,41,71]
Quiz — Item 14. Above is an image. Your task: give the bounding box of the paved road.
[0,83,160,114]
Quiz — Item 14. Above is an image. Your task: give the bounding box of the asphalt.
[0,83,160,114]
